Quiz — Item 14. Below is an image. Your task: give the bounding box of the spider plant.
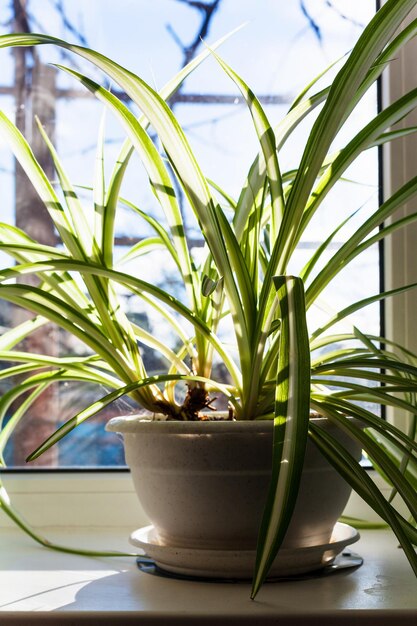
[0,0,417,597]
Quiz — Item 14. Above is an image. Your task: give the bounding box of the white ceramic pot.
[106,416,361,578]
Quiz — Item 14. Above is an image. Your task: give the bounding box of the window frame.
[381,5,417,433]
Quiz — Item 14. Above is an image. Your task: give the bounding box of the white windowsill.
[0,526,416,624]
[1,471,414,624]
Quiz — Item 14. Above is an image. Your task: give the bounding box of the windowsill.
[1,527,416,624]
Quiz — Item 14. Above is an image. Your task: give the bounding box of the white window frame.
[1,5,415,531]
[382,6,417,434]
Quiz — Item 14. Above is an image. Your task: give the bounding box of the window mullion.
[382,6,417,429]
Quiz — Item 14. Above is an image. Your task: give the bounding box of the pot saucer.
[130,522,360,579]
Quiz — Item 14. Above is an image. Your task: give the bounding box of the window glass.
[0,0,377,467]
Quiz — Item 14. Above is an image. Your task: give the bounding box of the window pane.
[0,0,378,468]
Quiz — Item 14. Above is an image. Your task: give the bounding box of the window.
[0,0,379,474]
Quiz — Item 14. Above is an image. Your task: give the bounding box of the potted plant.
[0,0,417,598]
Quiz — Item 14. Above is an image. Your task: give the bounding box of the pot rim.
[106,413,331,434]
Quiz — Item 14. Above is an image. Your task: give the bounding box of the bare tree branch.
[324,0,364,29]
[1,1,14,28]
[51,0,89,46]
[167,0,221,68]
[299,0,365,45]
[299,0,322,44]
[164,0,222,236]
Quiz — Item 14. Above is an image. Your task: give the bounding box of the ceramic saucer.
[130,522,360,579]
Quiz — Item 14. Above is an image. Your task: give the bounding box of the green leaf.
[0,222,97,314]
[54,64,205,321]
[252,276,310,598]
[311,282,417,340]
[34,117,94,258]
[300,208,360,283]
[93,111,107,257]
[311,393,417,458]
[300,86,417,239]
[317,405,417,519]
[0,316,47,351]
[283,0,417,263]
[202,275,219,297]
[102,26,243,266]
[0,384,48,457]
[0,259,241,389]
[309,421,417,569]
[211,49,285,243]
[15,117,144,372]
[234,86,330,242]
[0,32,258,377]
[0,111,82,260]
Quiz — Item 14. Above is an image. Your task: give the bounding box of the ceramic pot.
[106,416,361,577]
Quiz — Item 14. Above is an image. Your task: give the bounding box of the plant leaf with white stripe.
[251,276,310,598]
